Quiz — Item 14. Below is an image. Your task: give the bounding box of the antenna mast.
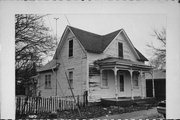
[54,17,59,96]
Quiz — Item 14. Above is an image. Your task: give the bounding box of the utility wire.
[46,15,55,36]
[64,14,71,26]
[54,17,59,96]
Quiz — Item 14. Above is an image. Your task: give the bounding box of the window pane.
[69,71,73,79]
[118,42,123,58]
[45,75,47,87]
[69,40,73,57]
[69,79,73,88]
[69,71,73,88]
[45,75,51,88]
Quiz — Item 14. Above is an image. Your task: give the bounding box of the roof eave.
[137,58,149,62]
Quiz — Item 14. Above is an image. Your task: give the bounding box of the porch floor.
[101,97,156,107]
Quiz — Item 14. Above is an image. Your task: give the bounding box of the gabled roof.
[69,26,148,61]
[69,26,121,54]
[40,26,148,72]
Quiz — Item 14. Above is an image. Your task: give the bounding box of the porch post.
[129,69,134,100]
[152,70,155,98]
[113,67,118,101]
[140,70,144,99]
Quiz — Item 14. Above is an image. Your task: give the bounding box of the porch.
[93,57,155,101]
[101,97,156,107]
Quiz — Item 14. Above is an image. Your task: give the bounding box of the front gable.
[104,30,141,62]
[54,26,87,60]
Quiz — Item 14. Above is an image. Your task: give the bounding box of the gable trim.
[121,29,140,60]
[103,29,140,60]
[68,26,87,57]
[53,26,69,59]
[103,30,122,53]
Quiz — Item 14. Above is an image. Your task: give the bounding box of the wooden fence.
[16,95,87,114]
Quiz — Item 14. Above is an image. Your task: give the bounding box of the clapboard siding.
[39,30,87,97]
[87,32,146,102]
[88,70,144,102]
[87,32,143,64]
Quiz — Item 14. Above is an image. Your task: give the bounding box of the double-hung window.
[68,71,73,88]
[118,42,123,58]
[45,75,51,89]
[133,73,139,88]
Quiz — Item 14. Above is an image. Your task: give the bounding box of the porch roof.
[37,59,60,73]
[95,57,152,71]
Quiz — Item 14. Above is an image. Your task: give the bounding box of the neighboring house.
[146,69,166,100]
[37,26,153,102]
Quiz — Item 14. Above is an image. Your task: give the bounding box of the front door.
[118,74,124,92]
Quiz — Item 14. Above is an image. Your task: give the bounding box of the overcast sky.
[43,14,166,63]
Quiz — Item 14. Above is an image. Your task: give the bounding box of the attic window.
[69,39,73,57]
[118,42,123,58]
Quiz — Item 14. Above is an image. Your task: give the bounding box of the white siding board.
[38,31,87,97]
[104,32,138,62]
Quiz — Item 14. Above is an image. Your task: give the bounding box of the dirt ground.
[97,107,163,119]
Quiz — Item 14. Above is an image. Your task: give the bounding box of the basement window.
[45,75,51,89]
[69,39,73,57]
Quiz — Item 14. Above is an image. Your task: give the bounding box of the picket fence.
[16,95,87,114]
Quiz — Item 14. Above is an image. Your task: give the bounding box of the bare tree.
[15,14,56,94]
[147,28,166,69]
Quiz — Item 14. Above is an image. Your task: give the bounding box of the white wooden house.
[37,26,154,102]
